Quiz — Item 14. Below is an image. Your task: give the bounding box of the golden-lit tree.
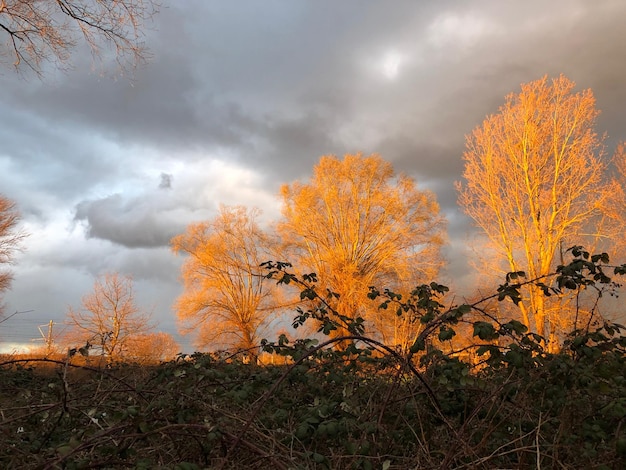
[457,75,608,349]
[66,272,153,360]
[171,205,282,352]
[601,142,626,262]
[0,195,26,310]
[125,331,180,364]
[0,0,157,75]
[278,154,446,349]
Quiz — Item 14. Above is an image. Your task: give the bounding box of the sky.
[1,0,626,353]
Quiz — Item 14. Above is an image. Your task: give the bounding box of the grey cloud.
[1,0,447,181]
[5,0,625,183]
[159,173,172,190]
[115,248,182,285]
[74,193,183,249]
[3,71,259,154]
[70,163,277,249]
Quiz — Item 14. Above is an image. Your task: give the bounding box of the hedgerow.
[1,247,625,469]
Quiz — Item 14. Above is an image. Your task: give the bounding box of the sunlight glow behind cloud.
[381,50,404,80]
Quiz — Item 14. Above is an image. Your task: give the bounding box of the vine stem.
[217,334,444,468]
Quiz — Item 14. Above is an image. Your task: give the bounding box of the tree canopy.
[171,205,282,352]
[0,0,157,75]
[457,74,608,348]
[279,154,446,348]
[66,272,153,360]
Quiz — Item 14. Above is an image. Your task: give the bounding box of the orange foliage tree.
[66,272,153,360]
[278,154,446,350]
[457,75,608,349]
[171,205,282,352]
[124,332,180,364]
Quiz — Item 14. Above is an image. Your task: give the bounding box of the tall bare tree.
[66,272,153,360]
[172,205,282,352]
[278,154,446,349]
[457,75,608,349]
[0,195,26,311]
[0,0,158,75]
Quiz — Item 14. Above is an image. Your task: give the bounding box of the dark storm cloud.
[1,1,448,182]
[5,0,626,187]
[0,5,260,157]
[2,67,260,154]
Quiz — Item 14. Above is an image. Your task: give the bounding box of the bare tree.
[457,75,608,349]
[172,205,283,352]
[0,195,26,312]
[278,154,446,349]
[0,0,158,75]
[66,272,153,360]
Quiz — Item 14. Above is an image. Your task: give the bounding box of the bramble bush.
[0,247,625,469]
